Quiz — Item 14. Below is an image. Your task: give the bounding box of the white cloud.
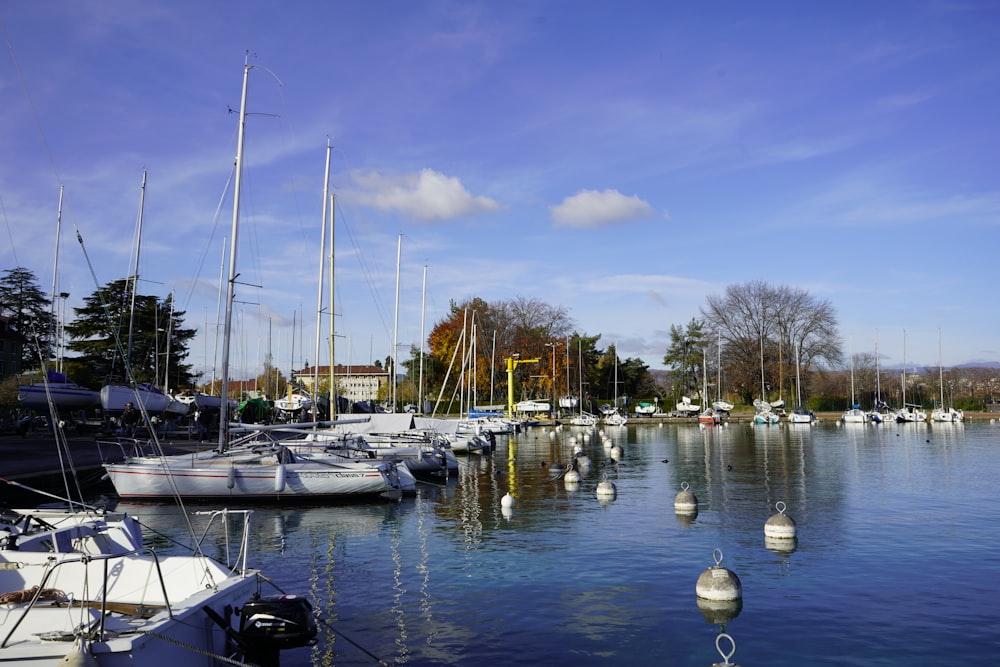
[350,168,500,221]
[550,189,658,229]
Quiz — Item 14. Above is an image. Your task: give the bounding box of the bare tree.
[701,281,842,404]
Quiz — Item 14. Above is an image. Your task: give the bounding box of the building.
[293,364,390,405]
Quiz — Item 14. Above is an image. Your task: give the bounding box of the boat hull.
[18,384,100,410]
[101,384,173,414]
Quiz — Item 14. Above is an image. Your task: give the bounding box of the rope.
[0,586,67,604]
[314,613,392,666]
[137,628,259,667]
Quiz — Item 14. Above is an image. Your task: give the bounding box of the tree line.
[2,266,995,413]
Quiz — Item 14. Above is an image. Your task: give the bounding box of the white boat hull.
[101,384,173,414]
[18,383,100,410]
[103,446,400,501]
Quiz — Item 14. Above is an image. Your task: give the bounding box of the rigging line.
[74,225,204,554]
[0,17,61,185]
[336,201,393,347]
[0,191,19,267]
[180,167,235,312]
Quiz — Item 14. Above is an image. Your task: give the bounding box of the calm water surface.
[120,420,1000,666]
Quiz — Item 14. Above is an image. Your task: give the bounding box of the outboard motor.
[239,594,317,666]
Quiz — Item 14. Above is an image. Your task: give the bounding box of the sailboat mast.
[391,233,402,411]
[328,194,336,417]
[938,327,944,408]
[218,62,252,451]
[51,185,64,373]
[126,170,147,369]
[312,141,332,420]
[419,265,427,413]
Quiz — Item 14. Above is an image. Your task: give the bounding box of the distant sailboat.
[931,328,963,423]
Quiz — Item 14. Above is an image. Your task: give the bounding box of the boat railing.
[0,545,172,648]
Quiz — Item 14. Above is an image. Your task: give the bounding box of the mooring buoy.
[696,548,742,602]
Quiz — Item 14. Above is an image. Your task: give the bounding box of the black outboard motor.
[239,594,317,666]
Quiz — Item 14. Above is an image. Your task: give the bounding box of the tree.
[0,267,54,370]
[701,281,842,405]
[425,296,574,411]
[64,279,196,389]
[662,318,706,403]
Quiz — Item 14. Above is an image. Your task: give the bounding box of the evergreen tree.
[0,267,54,370]
[64,279,196,390]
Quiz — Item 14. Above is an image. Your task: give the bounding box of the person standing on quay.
[120,402,141,437]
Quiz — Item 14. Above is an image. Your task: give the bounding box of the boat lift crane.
[505,355,540,418]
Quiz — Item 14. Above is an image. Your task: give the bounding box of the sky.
[1,1,998,387]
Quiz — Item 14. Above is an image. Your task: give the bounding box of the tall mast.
[328,194,336,417]
[312,140,332,420]
[51,186,64,372]
[126,170,147,368]
[391,233,401,411]
[419,264,427,413]
[218,61,252,451]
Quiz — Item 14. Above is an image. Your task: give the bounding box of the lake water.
[119,420,1000,666]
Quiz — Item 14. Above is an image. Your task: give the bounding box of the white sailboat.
[99,171,173,416]
[895,329,927,423]
[842,339,867,423]
[603,341,628,426]
[0,496,316,666]
[753,336,780,424]
[569,339,598,426]
[18,188,100,413]
[931,328,964,423]
[788,342,815,424]
[101,63,401,503]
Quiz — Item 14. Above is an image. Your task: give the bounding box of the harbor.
[5,419,999,665]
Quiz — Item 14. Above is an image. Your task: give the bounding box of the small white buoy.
[549,430,556,440]
[674,481,698,513]
[696,549,742,602]
[572,443,583,456]
[564,464,581,485]
[501,492,515,508]
[575,454,592,472]
[548,461,565,478]
[609,444,623,462]
[764,501,797,539]
[596,473,617,499]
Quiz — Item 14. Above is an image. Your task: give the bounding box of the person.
[196,408,213,442]
[119,402,141,437]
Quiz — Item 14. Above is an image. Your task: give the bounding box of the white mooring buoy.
[596,473,617,499]
[674,481,699,513]
[764,501,797,539]
[564,464,581,486]
[501,492,515,508]
[696,548,742,602]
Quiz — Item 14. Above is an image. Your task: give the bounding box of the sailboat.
[842,339,867,423]
[894,329,926,423]
[753,336,780,424]
[99,171,173,417]
[868,330,891,423]
[788,342,815,424]
[931,329,964,423]
[100,63,401,502]
[603,341,628,426]
[5,288,316,662]
[711,333,734,413]
[17,187,100,413]
[569,339,598,427]
[0,489,316,666]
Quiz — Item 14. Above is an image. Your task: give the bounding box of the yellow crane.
[505,355,540,418]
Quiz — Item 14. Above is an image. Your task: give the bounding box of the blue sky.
[2,1,998,385]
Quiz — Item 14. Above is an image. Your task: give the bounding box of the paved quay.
[0,430,201,506]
